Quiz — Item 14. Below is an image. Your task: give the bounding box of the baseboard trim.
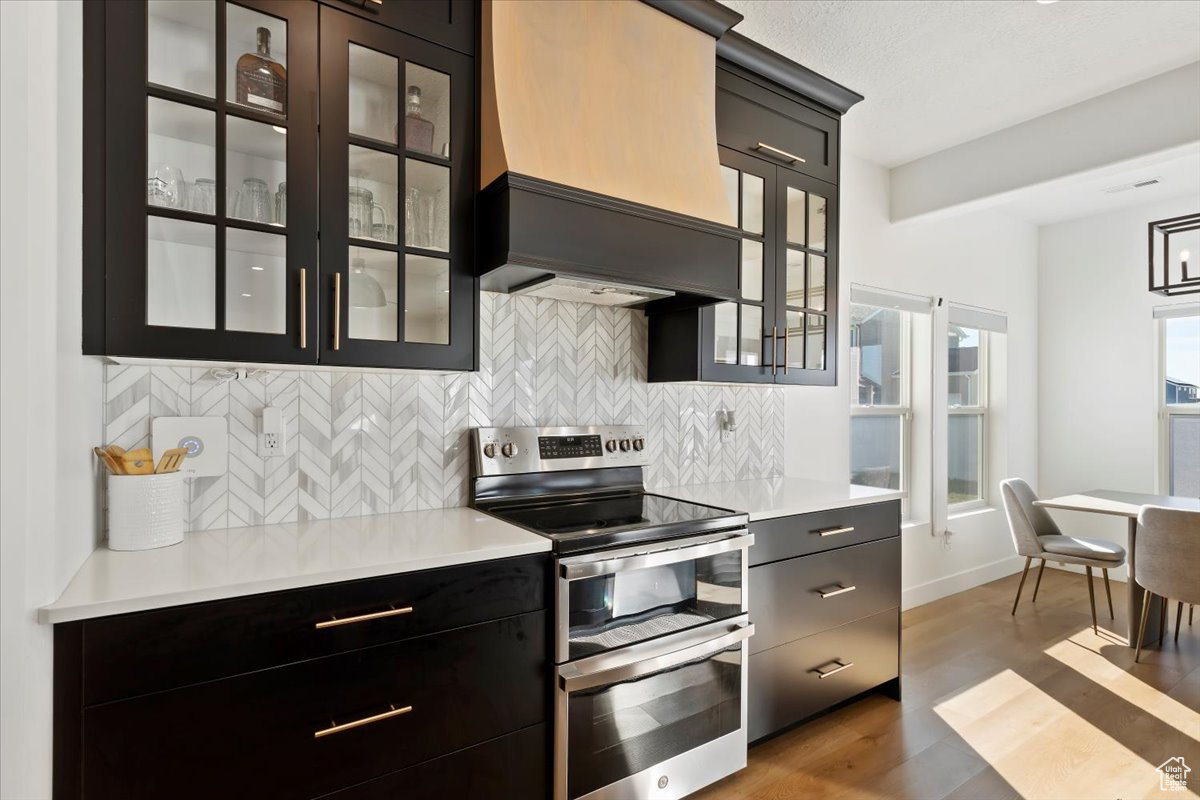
[902,554,1025,610]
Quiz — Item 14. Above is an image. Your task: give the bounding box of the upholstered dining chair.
[1000,478,1127,633]
[1134,505,1200,662]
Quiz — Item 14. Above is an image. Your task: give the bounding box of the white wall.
[1,2,102,797]
[785,154,1041,609]
[1038,195,1200,578]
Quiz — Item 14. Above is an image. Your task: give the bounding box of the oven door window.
[566,645,743,799]
[568,550,743,660]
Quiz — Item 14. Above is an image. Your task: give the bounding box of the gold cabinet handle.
[299,267,307,349]
[755,142,806,164]
[813,660,854,679]
[782,326,790,375]
[771,325,777,376]
[818,584,857,599]
[814,525,855,537]
[314,605,413,630]
[314,704,412,739]
[333,272,342,350]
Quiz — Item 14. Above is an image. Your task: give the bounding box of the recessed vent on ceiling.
[1102,177,1161,194]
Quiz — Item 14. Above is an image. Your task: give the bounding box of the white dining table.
[1034,490,1200,647]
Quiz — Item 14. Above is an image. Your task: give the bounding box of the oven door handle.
[558,616,754,693]
[560,532,754,580]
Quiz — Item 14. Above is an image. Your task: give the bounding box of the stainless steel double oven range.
[470,426,755,800]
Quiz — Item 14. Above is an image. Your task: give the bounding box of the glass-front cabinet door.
[102,0,318,362]
[318,7,475,369]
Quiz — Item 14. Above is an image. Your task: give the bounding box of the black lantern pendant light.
[1149,213,1200,296]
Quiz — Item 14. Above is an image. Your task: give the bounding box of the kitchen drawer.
[82,554,547,706]
[748,608,899,742]
[716,68,839,184]
[749,537,899,654]
[319,723,547,800]
[748,501,899,566]
[82,612,547,800]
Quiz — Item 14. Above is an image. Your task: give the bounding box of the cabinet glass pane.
[741,173,763,235]
[227,116,286,225]
[786,310,804,370]
[225,229,285,334]
[227,5,287,117]
[404,62,450,157]
[714,302,737,364]
[349,44,398,145]
[786,187,806,246]
[807,313,827,370]
[348,246,397,341]
[721,166,738,225]
[147,99,215,211]
[405,159,449,251]
[784,248,805,308]
[741,240,763,302]
[808,193,827,251]
[808,255,826,311]
[740,305,762,366]
[349,146,398,243]
[147,1,215,97]
[405,255,450,345]
[147,217,215,329]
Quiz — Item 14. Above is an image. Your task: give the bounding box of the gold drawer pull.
[814,525,855,537]
[314,704,412,739]
[755,142,806,164]
[315,605,413,630]
[813,660,854,679]
[818,584,857,599]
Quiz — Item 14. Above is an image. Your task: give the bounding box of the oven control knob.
[482,442,497,459]
[619,439,632,452]
[501,442,518,458]
[605,439,618,453]
[632,438,645,452]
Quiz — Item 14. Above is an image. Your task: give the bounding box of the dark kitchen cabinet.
[83,0,477,372]
[319,0,475,56]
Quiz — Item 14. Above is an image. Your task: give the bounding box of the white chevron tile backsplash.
[102,293,786,531]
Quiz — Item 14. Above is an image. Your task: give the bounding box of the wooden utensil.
[154,447,187,474]
[121,448,155,475]
[105,444,126,459]
[93,446,124,475]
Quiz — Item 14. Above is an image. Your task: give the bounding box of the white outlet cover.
[152,416,229,477]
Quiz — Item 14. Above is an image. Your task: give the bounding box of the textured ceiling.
[723,0,1200,167]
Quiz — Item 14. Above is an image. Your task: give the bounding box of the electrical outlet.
[258,406,286,458]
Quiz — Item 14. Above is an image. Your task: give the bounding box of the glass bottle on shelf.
[404,85,434,153]
[236,27,287,116]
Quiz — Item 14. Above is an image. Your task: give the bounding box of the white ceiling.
[722,0,1200,168]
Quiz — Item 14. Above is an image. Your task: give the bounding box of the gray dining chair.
[1134,505,1200,662]
[1000,478,1127,633]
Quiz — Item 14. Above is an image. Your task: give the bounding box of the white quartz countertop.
[655,477,903,521]
[39,508,550,624]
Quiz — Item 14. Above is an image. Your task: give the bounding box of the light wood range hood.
[477,0,746,308]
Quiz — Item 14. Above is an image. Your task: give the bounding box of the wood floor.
[693,569,1200,800]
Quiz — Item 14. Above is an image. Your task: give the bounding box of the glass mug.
[348,186,393,242]
[231,178,272,224]
[275,181,287,226]
[147,164,185,209]
[405,187,438,249]
[190,178,216,214]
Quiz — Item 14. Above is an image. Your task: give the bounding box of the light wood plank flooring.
[692,570,1200,800]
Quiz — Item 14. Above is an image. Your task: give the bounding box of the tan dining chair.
[1000,479,1127,633]
[1134,505,1200,662]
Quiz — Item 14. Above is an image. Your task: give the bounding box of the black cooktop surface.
[482,492,746,553]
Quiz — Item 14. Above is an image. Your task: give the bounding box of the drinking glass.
[147,163,185,209]
[370,202,394,242]
[275,181,287,226]
[231,177,271,223]
[190,178,216,214]
[348,186,375,239]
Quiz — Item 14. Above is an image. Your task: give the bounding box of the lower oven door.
[555,615,754,800]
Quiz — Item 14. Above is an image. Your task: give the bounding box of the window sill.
[949,505,996,521]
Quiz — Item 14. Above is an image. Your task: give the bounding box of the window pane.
[808,192,827,251]
[348,246,397,341]
[227,116,286,225]
[148,1,215,97]
[147,217,215,329]
[148,99,215,211]
[785,187,806,246]
[851,416,901,490]
[741,173,763,235]
[405,255,450,344]
[741,240,763,302]
[785,310,803,371]
[228,5,287,117]
[713,302,737,365]
[406,159,449,251]
[349,146,398,243]
[1169,415,1200,496]
[806,313,826,370]
[720,166,738,226]
[949,414,983,505]
[785,248,805,308]
[349,43,399,145]
[405,62,450,156]
[807,255,826,311]
[1164,316,1200,405]
[948,326,983,406]
[225,229,286,334]
[850,304,904,406]
[740,305,762,366]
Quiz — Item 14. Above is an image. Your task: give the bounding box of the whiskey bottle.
[404,85,434,153]
[236,27,286,116]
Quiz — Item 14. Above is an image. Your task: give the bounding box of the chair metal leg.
[1191,604,1194,626]
[1085,566,1098,634]
[1011,556,1032,616]
[1135,592,1152,663]
[1158,598,1168,647]
[1176,601,1184,643]
[1031,559,1046,603]
[1102,568,1114,620]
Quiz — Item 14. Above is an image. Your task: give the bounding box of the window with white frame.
[849,303,911,496]
[1159,309,1200,496]
[947,325,988,509]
